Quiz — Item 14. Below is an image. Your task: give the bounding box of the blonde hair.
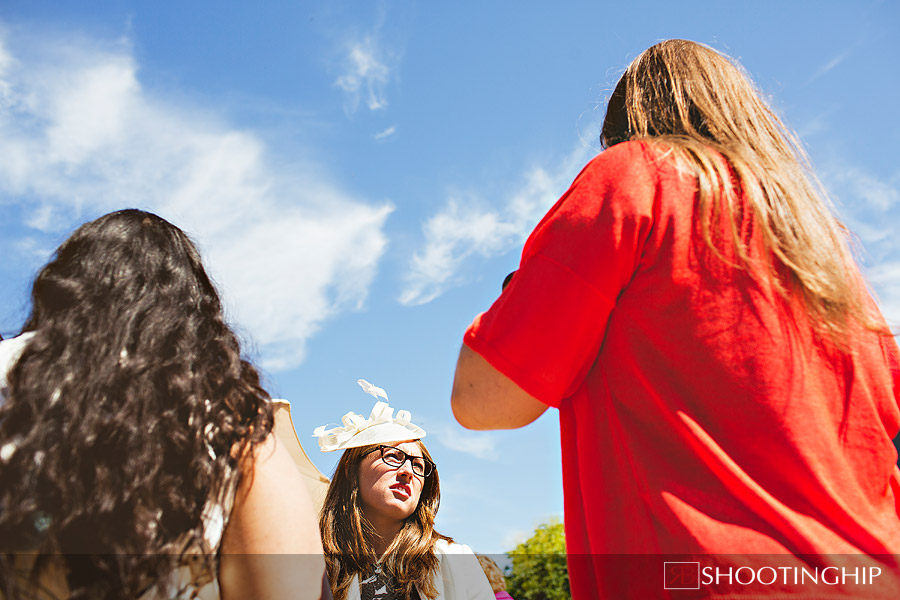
[319,441,452,600]
[601,39,884,343]
[476,554,507,593]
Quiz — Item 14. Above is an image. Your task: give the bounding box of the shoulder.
[559,140,669,211]
[0,332,36,370]
[539,141,664,229]
[0,332,36,395]
[596,139,654,162]
[434,539,475,556]
[431,540,495,600]
[581,140,663,179]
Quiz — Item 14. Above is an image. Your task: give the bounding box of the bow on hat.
[313,379,426,452]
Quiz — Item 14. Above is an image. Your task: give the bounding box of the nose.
[396,458,415,480]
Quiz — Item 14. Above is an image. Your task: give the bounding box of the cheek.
[359,481,378,511]
[411,479,425,504]
[358,461,385,501]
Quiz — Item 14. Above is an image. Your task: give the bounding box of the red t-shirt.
[465,141,900,598]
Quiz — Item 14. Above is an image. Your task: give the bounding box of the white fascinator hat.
[313,379,426,452]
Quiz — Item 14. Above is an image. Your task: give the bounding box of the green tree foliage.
[506,518,570,600]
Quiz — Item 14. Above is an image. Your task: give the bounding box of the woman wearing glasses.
[316,381,493,600]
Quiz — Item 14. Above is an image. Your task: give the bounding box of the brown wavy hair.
[0,209,274,599]
[475,555,506,593]
[601,39,884,342]
[319,441,451,600]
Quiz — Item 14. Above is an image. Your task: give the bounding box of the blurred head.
[24,209,220,333]
[601,39,773,150]
[599,40,875,342]
[0,209,273,598]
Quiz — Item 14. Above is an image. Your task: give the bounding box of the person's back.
[541,139,900,594]
[0,209,326,600]
[452,39,900,599]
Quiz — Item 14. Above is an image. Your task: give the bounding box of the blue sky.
[0,1,898,554]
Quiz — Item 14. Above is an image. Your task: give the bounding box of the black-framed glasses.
[364,445,436,477]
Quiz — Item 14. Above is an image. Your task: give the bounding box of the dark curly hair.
[0,209,275,599]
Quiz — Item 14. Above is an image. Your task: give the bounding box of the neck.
[367,515,404,558]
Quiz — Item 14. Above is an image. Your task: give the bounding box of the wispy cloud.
[500,514,564,551]
[806,51,849,85]
[833,166,900,214]
[825,164,900,324]
[868,262,900,324]
[0,29,392,371]
[335,35,392,114]
[500,527,530,551]
[796,107,839,139]
[828,165,900,256]
[399,145,593,306]
[374,125,396,141]
[420,418,498,460]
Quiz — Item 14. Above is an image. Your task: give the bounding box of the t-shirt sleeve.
[464,142,658,408]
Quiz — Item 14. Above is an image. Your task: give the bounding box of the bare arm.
[219,431,327,600]
[451,344,549,430]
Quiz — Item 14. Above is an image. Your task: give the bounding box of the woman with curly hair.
[316,382,493,600]
[0,209,326,599]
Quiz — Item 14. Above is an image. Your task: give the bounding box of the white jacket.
[0,332,34,404]
[346,540,494,600]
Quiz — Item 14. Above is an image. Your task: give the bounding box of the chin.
[385,503,416,521]
[393,506,417,520]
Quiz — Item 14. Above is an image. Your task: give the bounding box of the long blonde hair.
[319,441,451,600]
[601,39,883,342]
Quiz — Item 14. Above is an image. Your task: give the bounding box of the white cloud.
[0,29,392,371]
[827,165,900,256]
[499,528,529,551]
[832,166,900,214]
[419,418,498,460]
[399,145,593,306]
[374,125,396,141]
[500,513,564,552]
[825,164,900,325]
[806,51,849,85]
[335,35,392,114]
[13,237,54,262]
[868,262,900,323]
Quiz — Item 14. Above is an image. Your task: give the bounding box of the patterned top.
[360,565,421,600]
